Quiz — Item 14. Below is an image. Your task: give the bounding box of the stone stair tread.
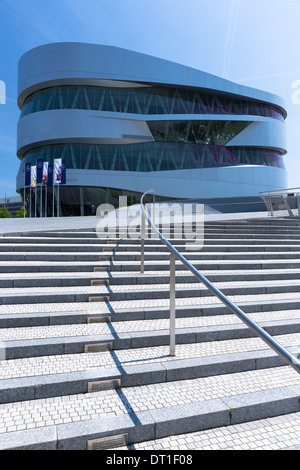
[0,348,295,409]
[1,326,300,380]
[3,243,300,249]
[1,292,300,317]
[0,260,108,266]
[1,310,300,341]
[2,260,300,277]
[3,249,300,256]
[0,365,299,449]
[114,411,300,450]
[0,278,300,295]
[0,306,299,324]
[2,257,300,266]
[3,237,300,245]
[2,267,300,280]
[2,318,300,364]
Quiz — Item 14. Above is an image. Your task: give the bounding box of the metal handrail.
[259,188,300,217]
[260,187,300,196]
[140,189,300,373]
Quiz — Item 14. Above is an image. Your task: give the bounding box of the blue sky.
[0,0,300,198]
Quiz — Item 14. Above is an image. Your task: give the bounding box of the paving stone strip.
[0,366,299,437]
[1,316,300,343]
[0,331,300,380]
[115,412,300,450]
[2,291,300,315]
[1,278,300,295]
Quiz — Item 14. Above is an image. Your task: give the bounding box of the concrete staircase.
[1,217,300,450]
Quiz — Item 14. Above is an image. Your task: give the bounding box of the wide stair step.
[114,412,300,450]
[0,366,299,450]
[1,216,300,450]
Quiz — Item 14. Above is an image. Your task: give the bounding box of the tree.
[0,205,12,218]
[16,206,28,218]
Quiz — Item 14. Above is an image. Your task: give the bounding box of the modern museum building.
[16,42,287,216]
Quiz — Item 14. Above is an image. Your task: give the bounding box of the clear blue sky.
[1,0,300,198]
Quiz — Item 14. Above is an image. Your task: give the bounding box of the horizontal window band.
[20,84,285,121]
[20,142,285,172]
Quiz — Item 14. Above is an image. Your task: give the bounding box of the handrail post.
[151,193,156,239]
[296,193,300,216]
[170,251,176,356]
[269,195,274,217]
[141,210,145,273]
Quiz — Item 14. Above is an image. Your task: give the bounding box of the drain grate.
[94,267,110,272]
[87,433,128,450]
[90,279,110,286]
[99,256,114,261]
[84,342,113,353]
[88,379,121,393]
[87,315,111,323]
[88,295,110,302]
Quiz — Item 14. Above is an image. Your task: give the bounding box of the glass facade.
[148,120,251,145]
[21,84,285,121]
[23,185,175,217]
[22,142,285,172]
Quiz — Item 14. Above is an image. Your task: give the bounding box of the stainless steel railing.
[140,189,300,373]
[260,187,300,217]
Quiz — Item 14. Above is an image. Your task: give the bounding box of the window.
[21,85,285,121]
[22,143,285,173]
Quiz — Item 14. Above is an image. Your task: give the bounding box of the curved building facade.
[16,43,288,216]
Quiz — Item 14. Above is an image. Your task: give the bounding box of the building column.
[80,187,85,216]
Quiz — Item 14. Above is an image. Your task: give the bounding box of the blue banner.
[47,164,53,188]
[61,161,66,185]
[36,159,44,185]
[25,163,31,187]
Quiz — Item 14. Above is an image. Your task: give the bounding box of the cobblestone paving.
[1,250,300,258]
[1,267,300,280]
[1,291,300,315]
[1,330,300,379]
[1,312,300,342]
[0,278,300,295]
[0,366,298,435]
[1,257,300,268]
[1,242,300,249]
[118,412,300,450]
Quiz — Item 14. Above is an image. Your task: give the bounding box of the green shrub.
[0,205,12,218]
[16,206,28,218]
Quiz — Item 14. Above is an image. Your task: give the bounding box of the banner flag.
[54,158,62,184]
[61,161,66,185]
[25,163,31,187]
[47,164,53,187]
[31,166,36,188]
[42,162,49,185]
[37,159,44,185]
